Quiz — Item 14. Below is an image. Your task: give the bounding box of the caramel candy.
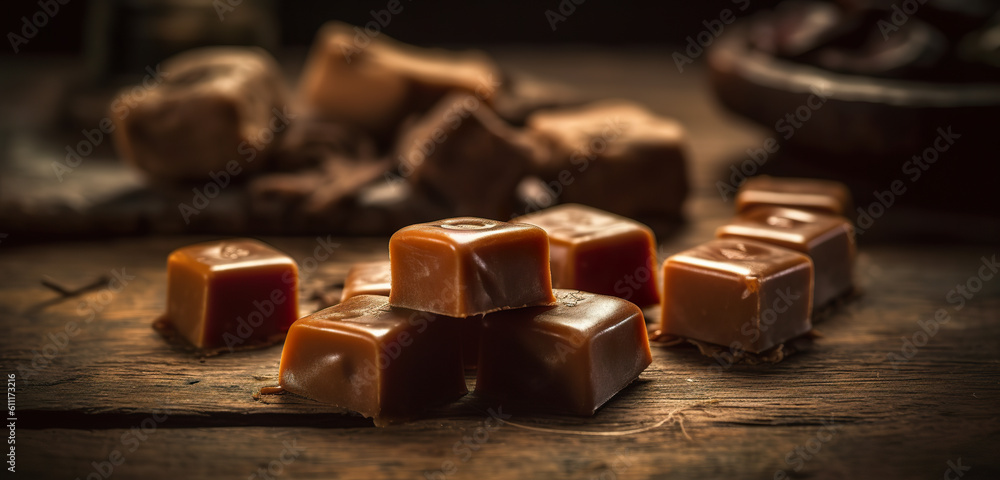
[475,290,651,415]
[735,176,853,217]
[299,21,500,134]
[341,261,392,302]
[717,206,855,308]
[278,295,466,426]
[111,47,288,182]
[526,100,689,219]
[395,93,538,219]
[515,204,660,307]
[660,239,813,354]
[164,238,299,349]
[388,217,556,317]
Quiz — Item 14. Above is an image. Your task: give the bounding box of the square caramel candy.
[717,206,855,308]
[299,21,500,134]
[515,204,660,307]
[475,290,652,415]
[389,217,556,317]
[735,176,853,217]
[278,295,466,426]
[660,239,813,354]
[395,93,538,219]
[164,239,299,350]
[526,100,689,219]
[111,47,288,182]
[341,261,392,302]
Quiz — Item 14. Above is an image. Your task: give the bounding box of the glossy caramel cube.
[278,295,466,426]
[735,176,853,217]
[164,239,299,349]
[388,217,556,317]
[341,261,392,302]
[660,239,813,354]
[515,204,660,307]
[475,290,652,415]
[717,206,855,308]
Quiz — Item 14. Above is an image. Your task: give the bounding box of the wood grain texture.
[1,48,999,480]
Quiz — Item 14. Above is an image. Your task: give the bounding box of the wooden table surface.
[1,48,999,480]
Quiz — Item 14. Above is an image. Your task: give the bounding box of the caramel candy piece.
[475,290,651,415]
[164,239,299,349]
[341,261,392,302]
[299,21,500,134]
[717,206,855,308]
[111,47,288,182]
[388,217,556,317]
[515,204,660,307]
[395,93,538,219]
[660,239,813,354]
[526,100,689,219]
[735,176,853,216]
[278,295,466,426]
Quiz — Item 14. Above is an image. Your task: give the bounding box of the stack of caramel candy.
[279,209,661,426]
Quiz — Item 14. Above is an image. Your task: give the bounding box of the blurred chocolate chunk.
[394,93,540,219]
[298,21,501,136]
[526,100,689,220]
[110,47,289,183]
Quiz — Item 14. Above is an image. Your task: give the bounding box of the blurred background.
[1,0,998,243]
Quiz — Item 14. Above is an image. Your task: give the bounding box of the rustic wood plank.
[15,417,1000,480]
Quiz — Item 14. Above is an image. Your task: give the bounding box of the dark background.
[2,0,783,56]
